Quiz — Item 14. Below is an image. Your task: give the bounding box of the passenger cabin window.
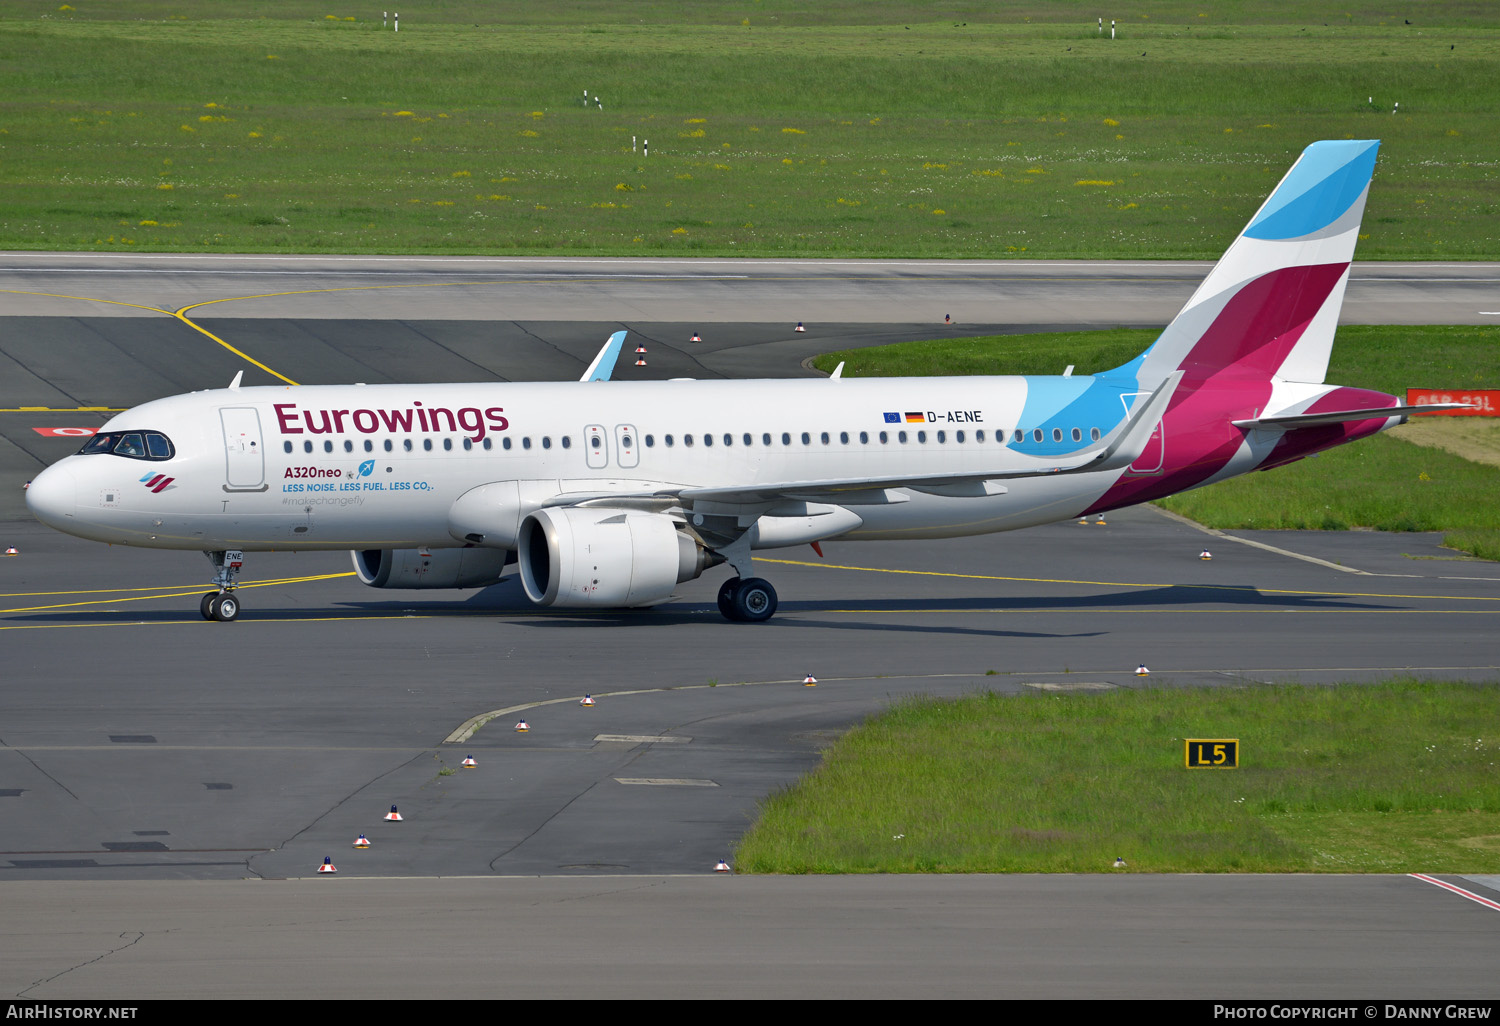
[78,431,176,462]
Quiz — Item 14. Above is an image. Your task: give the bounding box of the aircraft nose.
[26,463,77,530]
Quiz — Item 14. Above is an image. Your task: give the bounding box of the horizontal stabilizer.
[1233,403,1473,430]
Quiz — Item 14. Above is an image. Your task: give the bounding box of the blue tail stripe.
[1244,140,1379,241]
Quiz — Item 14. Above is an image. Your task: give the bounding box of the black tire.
[732,577,777,623]
[717,577,742,621]
[200,592,217,621]
[210,593,240,622]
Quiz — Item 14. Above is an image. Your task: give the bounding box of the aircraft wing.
[1232,402,1474,430]
[580,330,628,382]
[674,371,1183,506]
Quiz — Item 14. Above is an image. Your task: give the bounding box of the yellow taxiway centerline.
[754,556,1500,603]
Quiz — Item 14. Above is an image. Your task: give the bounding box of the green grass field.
[734,680,1500,873]
[2,2,1498,256]
[812,325,1500,558]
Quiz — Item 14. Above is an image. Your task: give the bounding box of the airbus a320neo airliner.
[27,139,1450,622]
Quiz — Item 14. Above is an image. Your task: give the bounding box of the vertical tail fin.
[1130,140,1380,388]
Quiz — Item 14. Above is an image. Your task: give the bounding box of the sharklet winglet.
[581,330,629,382]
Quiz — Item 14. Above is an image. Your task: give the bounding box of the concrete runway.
[2,255,1499,998]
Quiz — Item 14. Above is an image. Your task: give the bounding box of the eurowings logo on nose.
[140,472,175,494]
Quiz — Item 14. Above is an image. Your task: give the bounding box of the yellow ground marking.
[754,556,1500,603]
[0,290,168,315]
[171,305,299,386]
[0,572,353,613]
[820,607,1500,615]
[0,287,300,386]
[170,280,526,388]
[0,407,125,413]
[0,572,353,599]
[0,614,429,632]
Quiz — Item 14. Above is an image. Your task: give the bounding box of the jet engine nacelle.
[518,507,715,607]
[352,547,511,590]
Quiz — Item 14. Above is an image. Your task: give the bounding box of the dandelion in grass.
[781,158,793,166]
[686,118,706,124]
[672,228,687,234]
[248,132,262,138]
[782,128,805,135]
[1104,118,1120,127]
[530,111,544,119]
[681,129,705,138]
[615,183,632,192]
[179,125,195,133]
[520,130,539,138]
[156,183,173,191]
[452,171,471,178]
[394,111,414,117]
[224,193,238,199]
[1075,180,1116,187]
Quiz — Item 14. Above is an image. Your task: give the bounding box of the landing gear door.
[584,424,608,470]
[615,424,639,468]
[220,407,267,491]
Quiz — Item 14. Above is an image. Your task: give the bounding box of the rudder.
[1127,139,1380,389]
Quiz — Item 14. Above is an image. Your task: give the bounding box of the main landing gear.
[200,550,244,622]
[716,576,778,623]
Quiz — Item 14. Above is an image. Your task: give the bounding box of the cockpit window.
[76,431,176,461]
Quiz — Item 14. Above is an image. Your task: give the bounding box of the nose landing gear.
[200,550,244,622]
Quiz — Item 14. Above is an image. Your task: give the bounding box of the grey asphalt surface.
[2,255,1498,998]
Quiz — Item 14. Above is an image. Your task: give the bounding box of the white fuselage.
[27,375,1172,552]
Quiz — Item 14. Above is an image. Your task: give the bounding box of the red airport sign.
[1406,389,1500,416]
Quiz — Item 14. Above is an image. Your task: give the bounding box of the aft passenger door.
[220,407,267,491]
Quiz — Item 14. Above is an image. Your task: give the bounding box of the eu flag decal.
[882,412,900,424]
